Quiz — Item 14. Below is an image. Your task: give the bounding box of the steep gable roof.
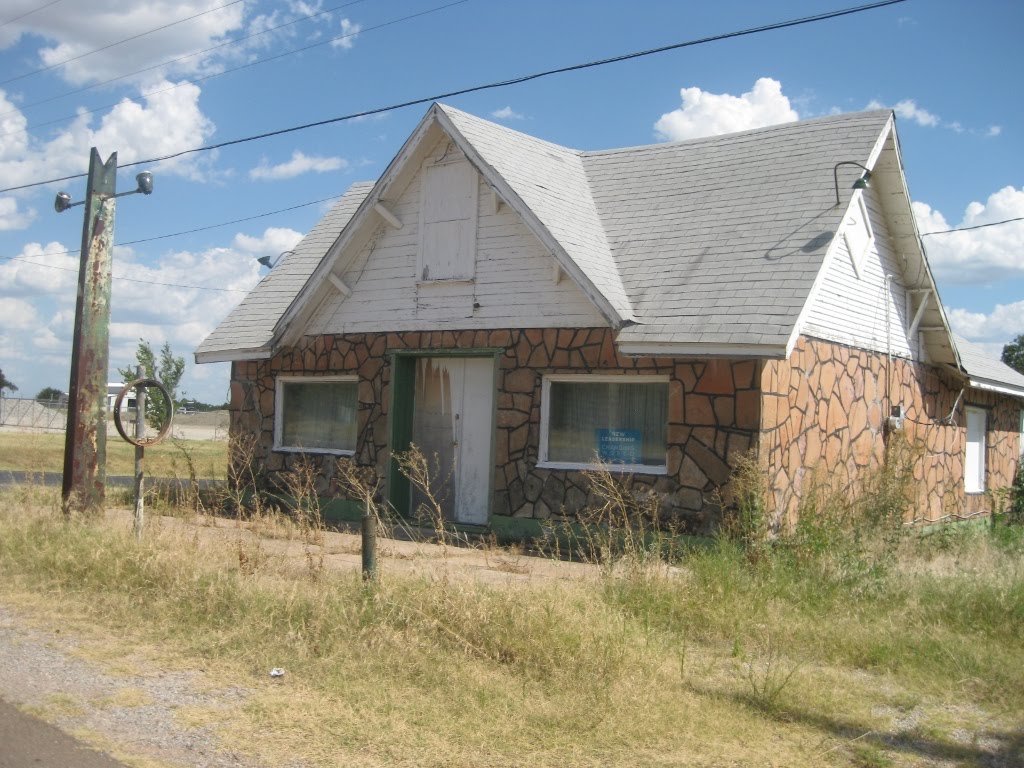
[198,104,961,369]
[195,182,373,362]
[585,110,894,352]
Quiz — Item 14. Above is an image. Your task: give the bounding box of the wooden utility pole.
[62,149,118,515]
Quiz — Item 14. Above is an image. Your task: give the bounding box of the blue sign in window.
[596,429,642,464]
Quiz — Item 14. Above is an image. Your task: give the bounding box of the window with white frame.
[418,157,478,282]
[275,376,358,454]
[540,375,668,472]
[965,406,986,493]
[844,193,874,278]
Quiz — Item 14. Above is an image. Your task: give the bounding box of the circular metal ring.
[113,378,174,446]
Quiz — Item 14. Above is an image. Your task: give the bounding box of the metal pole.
[133,365,146,540]
[361,507,377,581]
[62,148,117,515]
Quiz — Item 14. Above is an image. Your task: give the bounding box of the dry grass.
[0,431,227,479]
[0,484,1021,767]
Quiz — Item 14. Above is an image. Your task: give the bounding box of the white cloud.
[0,0,246,86]
[232,227,304,259]
[0,225,296,402]
[946,302,1024,352]
[654,78,799,141]
[0,197,35,230]
[0,241,80,297]
[987,125,1002,137]
[0,81,217,188]
[867,98,940,127]
[249,150,347,180]
[0,297,40,330]
[491,106,523,121]
[331,18,361,49]
[914,186,1024,282]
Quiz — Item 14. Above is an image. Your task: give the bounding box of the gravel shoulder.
[0,603,291,768]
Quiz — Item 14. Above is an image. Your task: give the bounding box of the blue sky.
[1,0,1021,404]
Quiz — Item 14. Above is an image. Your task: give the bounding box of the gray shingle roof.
[953,335,1024,396]
[198,105,894,360]
[195,182,373,361]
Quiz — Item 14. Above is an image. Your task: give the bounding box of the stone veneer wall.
[229,328,761,532]
[761,335,1021,526]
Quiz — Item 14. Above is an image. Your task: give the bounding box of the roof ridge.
[582,108,894,157]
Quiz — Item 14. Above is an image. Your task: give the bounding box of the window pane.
[965,407,986,493]
[281,380,357,451]
[548,380,667,466]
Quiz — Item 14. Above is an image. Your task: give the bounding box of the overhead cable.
[0,0,373,120]
[920,216,1024,236]
[1,0,459,139]
[0,0,64,29]
[0,0,245,86]
[0,0,907,195]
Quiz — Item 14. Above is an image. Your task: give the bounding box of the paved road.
[0,697,128,767]
[0,470,223,491]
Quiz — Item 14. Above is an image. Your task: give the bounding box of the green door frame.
[385,348,503,521]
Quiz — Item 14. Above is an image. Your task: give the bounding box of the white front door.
[411,357,494,524]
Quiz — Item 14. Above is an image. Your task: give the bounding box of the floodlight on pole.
[257,250,294,269]
[832,161,872,207]
[55,171,155,214]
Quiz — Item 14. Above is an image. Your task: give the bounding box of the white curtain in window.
[282,381,357,450]
[548,380,666,466]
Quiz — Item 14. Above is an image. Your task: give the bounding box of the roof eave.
[195,347,271,365]
[616,340,788,359]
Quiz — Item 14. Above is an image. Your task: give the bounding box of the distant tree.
[118,340,185,430]
[36,386,64,402]
[0,368,16,395]
[1001,334,1024,375]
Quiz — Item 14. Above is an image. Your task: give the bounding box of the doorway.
[389,355,495,525]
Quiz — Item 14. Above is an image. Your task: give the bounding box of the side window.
[419,158,478,282]
[844,193,874,279]
[275,376,358,454]
[965,406,986,493]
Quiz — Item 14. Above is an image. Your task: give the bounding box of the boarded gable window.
[539,375,668,473]
[965,406,986,493]
[275,376,357,454]
[844,193,874,278]
[419,158,478,282]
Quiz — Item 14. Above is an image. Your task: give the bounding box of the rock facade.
[229,328,760,532]
[228,330,1020,530]
[761,336,1021,526]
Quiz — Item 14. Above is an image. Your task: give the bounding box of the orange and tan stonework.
[761,336,1021,526]
[229,330,1021,530]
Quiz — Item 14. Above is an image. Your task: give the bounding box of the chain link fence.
[0,397,68,432]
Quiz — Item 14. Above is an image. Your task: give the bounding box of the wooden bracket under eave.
[551,262,563,285]
[328,272,352,297]
[374,202,402,230]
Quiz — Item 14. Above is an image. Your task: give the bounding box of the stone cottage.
[196,103,1024,532]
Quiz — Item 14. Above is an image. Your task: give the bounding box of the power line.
[0,0,372,120]
[920,216,1024,236]
[0,0,64,29]
[0,0,245,86]
[0,0,907,195]
[1,0,460,140]
[0,192,344,263]
[5,253,249,292]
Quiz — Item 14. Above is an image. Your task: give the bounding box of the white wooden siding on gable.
[802,188,920,360]
[306,155,606,335]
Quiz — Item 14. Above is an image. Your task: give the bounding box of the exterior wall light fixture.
[833,161,871,207]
